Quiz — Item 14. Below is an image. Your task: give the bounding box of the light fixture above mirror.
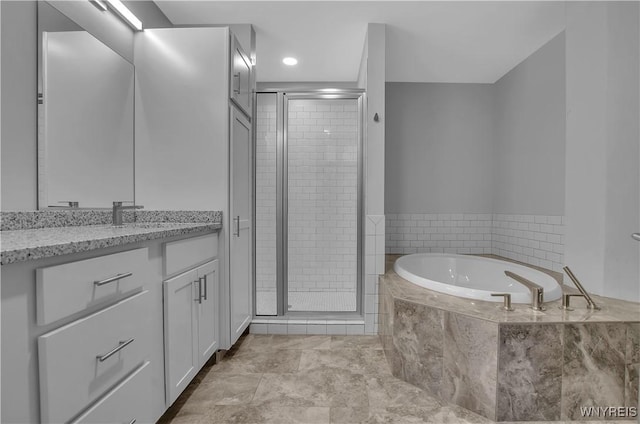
[91,0,143,31]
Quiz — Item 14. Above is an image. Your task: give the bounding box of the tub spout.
[504,271,546,311]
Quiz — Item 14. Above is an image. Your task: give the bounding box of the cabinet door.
[230,35,252,117]
[195,260,219,366]
[230,107,253,345]
[163,270,198,406]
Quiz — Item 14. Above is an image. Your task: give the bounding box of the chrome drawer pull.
[94,272,133,287]
[202,274,207,301]
[129,420,136,424]
[196,278,203,304]
[234,215,240,237]
[96,338,134,362]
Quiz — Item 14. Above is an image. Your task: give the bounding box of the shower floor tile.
[256,290,357,315]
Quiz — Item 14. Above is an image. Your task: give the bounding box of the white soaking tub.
[393,253,562,304]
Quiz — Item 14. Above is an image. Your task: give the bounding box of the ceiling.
[155,1,566,83]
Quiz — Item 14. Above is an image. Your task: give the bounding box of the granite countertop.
[0,222,221,265]
[382,256,640,324]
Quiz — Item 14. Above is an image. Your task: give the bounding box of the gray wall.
[564,2,639,301]
[385,32,565,217]
[385,83,495,213]
[493,32,565,215]
[0,1,170,211]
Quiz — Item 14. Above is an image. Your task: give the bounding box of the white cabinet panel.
[197,260,219,363]
[230,35,252,117]
[36,248,148,325]
[164,259,219,406]
[38,291,149,424]
[230,107,253,345]
[164,233,217,277]
[163,269,199,406]
[71,361,152,424]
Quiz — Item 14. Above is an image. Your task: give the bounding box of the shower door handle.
[632,233,640,241]
[234,215,241,237]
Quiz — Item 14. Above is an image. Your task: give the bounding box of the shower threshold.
[255,290,357,315]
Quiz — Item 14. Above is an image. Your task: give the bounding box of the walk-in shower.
[254,91,363,316]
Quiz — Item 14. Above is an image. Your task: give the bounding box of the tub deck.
[379,254,639,422]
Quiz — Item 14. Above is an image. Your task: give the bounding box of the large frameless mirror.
[37,1,134,209]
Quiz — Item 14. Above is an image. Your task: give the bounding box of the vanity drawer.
[71,361,151,424]
[165,233,218,276]
[38,291,149,424]
[36,248,149,325]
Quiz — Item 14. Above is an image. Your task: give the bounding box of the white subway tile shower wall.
[492,214,565,272]
[286,99,359,300]
[255,98,278,315]
[364,215,385,334]
[385,213,565,273]
[385,214,493,255]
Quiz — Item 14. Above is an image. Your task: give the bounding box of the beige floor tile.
[330,335,383,350]
[270,334,332,350]
[251,370,369,408]
[213,348,301,374]
[189,373,262,405]
[198,405,331,424]
[299,348,391,375]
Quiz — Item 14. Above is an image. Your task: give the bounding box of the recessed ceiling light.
[283,57,298,66]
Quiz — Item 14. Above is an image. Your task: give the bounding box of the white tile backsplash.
[385,212,564,273]
[492,213,565,272]
[386,213,493,255]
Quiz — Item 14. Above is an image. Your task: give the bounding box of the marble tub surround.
[442,313,499,419]
[497,324,564,421]
[379,263,640,421]
[0,210,222,231]
[0,221,221,265]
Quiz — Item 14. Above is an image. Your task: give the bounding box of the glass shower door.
[254,92,362,316]
[285,97,360,312]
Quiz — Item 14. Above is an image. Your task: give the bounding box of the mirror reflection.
[38,2,134,209]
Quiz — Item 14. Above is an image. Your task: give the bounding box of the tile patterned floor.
[158,334,630,424]
[157,334,496,424]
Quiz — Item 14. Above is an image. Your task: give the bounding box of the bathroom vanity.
[1,215,222,423]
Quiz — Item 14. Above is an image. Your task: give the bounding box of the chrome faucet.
[561,266,600,310]
[112,201,143,226]
[504,271,546,311]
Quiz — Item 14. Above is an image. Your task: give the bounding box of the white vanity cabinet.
[1,228,220,424]
[163,233,220,406]
[35,248,152,424]
[38,291,151,424]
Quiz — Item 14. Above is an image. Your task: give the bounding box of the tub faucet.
[112,201,143,226]
[504,271,546,311]
[561,266,600,310]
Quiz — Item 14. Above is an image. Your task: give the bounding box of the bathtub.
[394,253,562,304]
